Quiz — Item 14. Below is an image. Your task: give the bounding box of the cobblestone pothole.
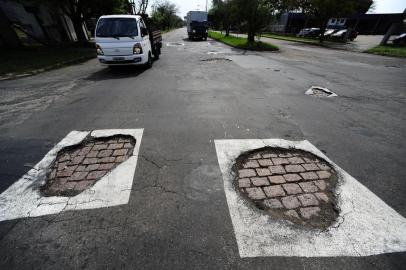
[41,135,136,197]
[233,147,339,229]
[305,86,338,97]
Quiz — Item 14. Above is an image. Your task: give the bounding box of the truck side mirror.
[141,28,148,37]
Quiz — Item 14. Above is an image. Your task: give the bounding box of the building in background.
[271,12,406,35]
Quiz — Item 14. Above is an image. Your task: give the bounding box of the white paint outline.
[215,138,406,257]
[305,86,338,97]
[0,129,143,222]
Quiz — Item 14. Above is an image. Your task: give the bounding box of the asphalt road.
[0,28,405,269]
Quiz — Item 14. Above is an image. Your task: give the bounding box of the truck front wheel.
[154,46,161,60]
[145,52,153,69]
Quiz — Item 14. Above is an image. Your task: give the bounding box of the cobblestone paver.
[235,148,338,228]
[42,135,136,197]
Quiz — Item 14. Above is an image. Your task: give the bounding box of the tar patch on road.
[42,135,136,197]
[200,58,232,63]
[233,147,339,229]
[166,42,184,47]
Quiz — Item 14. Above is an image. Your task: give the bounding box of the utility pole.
[206,0,208,12]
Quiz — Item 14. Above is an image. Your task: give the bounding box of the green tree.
[234,0,277,42]
[209,0,224,31]
[151,1,182,30]
[209,0,237,36]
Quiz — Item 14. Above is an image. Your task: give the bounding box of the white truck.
[186,11,208,40]
[95,15,162,68]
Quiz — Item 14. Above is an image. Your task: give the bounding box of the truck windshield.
[191,21,207,27]
[96,18,138,38]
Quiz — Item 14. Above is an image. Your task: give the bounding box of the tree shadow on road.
[84,66,146,81]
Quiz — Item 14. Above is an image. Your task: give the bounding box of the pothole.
[233,147,339,229]
[166,42,184,47]
[200,58,232,63]
[305,86,338,97]
[41,135,136,197]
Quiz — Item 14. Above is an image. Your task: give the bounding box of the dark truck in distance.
[187,11,208,40]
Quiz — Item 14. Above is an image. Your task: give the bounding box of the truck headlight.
[133,43,143,54]
[192,30,196,33]
[96,44,104,55]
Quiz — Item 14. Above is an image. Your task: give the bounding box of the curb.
[0,55,96,82]
[261,35,327,47]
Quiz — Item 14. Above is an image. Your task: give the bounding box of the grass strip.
[209,31,279,51]
[365,45,406,58]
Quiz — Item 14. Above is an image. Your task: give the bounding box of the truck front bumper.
[97,54,147,66]
[189,32,208,39]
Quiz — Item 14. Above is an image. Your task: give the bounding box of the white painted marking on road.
[0,129,143,222]
[305,86,338,97]
[215,138,406,257]
[208,51,224,55]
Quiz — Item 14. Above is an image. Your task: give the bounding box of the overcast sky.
[371,0,406,14]
[158,0,405,18]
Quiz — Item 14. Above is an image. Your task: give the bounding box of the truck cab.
[187,11,208,40]
[95,15,161,68]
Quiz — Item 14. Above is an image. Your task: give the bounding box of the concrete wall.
[0,3,21,48]
[0,0,80,44]
[0,0,45,40]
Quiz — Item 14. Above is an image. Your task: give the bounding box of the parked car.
[297,28,311,37]
[331,29,358,41]
[297,27,357,41]
[323,28,337,38]
[306,28,321,38]
[297,28,321,38]
[95,14,162,68]
[332,29,346,38]
[393,33,406,45]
